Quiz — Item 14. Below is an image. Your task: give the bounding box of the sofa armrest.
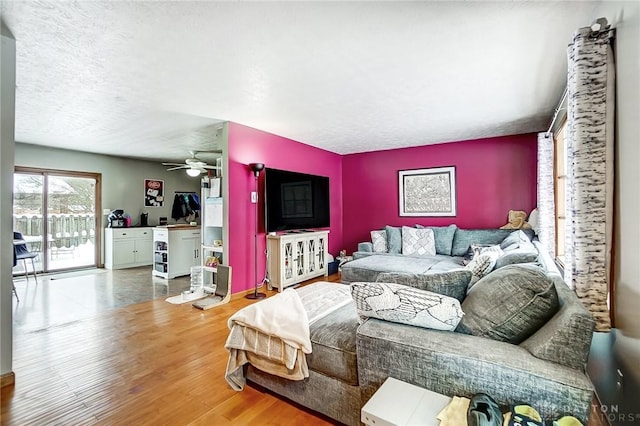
[356,319,593,422]
[520,242,595,370]
[358,242,373,252]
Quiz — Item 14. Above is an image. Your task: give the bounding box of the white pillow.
[465,245,503,287]
[350,281,463,331]
[528,208,540,235]
[370,230,387,253]
[401,226,436,256]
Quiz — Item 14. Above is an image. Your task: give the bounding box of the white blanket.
[225,289,311,390]
[224,282,353,391]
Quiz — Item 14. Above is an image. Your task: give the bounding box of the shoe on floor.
[467,393,503,426]
[553,416,583,426]
[505,404,544,426]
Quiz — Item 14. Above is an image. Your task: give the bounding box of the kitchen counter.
[155,224,201,230]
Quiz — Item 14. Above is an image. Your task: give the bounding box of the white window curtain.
[536,132,555,258]
[565,25,615,332]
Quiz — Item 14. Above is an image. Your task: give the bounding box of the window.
[554,120,568,264]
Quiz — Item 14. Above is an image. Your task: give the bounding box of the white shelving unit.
[200,175,226,292]
[267,230,329,291]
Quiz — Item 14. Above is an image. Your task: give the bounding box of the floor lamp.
[246,162,266,300]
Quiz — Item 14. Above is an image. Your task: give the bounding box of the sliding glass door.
[13,169,101,273]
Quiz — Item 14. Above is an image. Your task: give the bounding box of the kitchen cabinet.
[105,227,153,269]
[152,226,201,279]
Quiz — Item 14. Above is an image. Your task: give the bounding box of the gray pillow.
[377,270,472,302]
[494,249,539,270]
[499,230,533,251]
[415,224,457,255]
[385,225,402,254]
[456,265,559,344]
[451,229,516,257]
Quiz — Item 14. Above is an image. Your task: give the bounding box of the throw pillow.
[415,224,457,255]
[350,281,463,331]
[401,226,436,256]
[385,226,402,254]
[376,270,472,302]
[500,230,532,251]
[456,265,559,344]
[494,249,539,270]
[370,230,387,253]
[528,208,540,235]
[465,245,503,286]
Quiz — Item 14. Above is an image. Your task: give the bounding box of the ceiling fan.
[162,151,222,177]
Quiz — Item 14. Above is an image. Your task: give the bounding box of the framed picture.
[145,179,164,207]
[399,166,456,216]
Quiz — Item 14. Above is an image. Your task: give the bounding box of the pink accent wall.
[227,122,343,294]
[342,134,538,252]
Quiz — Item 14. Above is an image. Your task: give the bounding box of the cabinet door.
[112,239,135,267]
[306,237,317,275]
[293,238,307,280]
[316,234,327,274]
[280,238,295,285]
[190,237,200,267]
[134,238,153,264]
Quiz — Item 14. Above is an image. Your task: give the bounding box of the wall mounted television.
[264,167,330,232]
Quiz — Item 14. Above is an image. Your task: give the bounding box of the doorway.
[13,168,102,273]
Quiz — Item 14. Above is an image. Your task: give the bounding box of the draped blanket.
[225,283,351,390]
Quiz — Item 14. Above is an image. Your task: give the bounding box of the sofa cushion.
[451,229,535,257]
[376,270,472,302]
[385,226,403,254]
[370,230,387,253]
[350,282,463,331]
[415,224,457,255]
[456,265,560,344]
[340,254,464,284]
[307,302,359,386]
[401,226,436,256]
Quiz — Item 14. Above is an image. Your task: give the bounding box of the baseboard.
[1,371,15,388]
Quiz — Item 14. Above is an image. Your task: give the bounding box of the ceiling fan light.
[186,168,201,177]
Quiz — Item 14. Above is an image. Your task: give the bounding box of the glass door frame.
[14,166,103,273]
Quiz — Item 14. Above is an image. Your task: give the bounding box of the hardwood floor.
[2,271,608,425]
[2,275,336,425]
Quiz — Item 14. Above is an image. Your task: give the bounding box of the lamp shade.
[250,163,265,176]
[186,168,201,177]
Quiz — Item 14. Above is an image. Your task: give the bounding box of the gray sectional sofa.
[245,227,595,425]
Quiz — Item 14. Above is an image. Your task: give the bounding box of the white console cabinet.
[105,227,153,269]
[267,230,329,291]
[152,226,201,279]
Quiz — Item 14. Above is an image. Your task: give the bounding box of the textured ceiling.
[1,1,598,161]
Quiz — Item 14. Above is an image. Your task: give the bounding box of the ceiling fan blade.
[202,165,222,170]
[162,162,185,166]
[165,166,187,171]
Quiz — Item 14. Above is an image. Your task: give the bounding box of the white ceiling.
[1,1,598,161]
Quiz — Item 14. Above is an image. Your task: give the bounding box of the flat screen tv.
[264,168,330,232]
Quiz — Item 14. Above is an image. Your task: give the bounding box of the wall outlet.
[251,192,258,203]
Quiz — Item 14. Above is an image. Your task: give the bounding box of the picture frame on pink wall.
[399,166,456,216]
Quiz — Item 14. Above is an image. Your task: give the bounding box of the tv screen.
[264,168,330,232]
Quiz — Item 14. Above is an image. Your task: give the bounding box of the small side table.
[361,377,451,426]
